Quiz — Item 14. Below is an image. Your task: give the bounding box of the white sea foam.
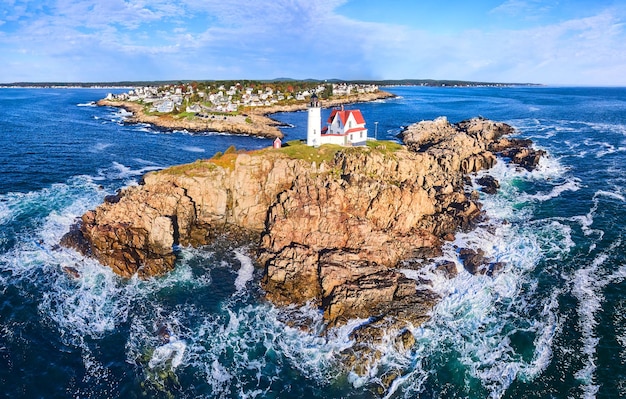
[388,212,565,398]
[570,239,623,399]
[97,161,163,183]
[616,299,626,359]
[233,249,254,293]
[572,265,603,398]
[90,142,113,152]
[76,101,96,107]
[181,145,205,153]
[149,338,187,370]
[380,149,572,397]
[567,189,624,241]
[0,201,9,226]
[520,178,581,202]
[595,189,626,202]
[583,121,626,137]
[109,109,132,123]
[180,303,345,398]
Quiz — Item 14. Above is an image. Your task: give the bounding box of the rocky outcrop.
[97,99,285,139]
[62,153,313,277]
[490,137,546,170]
[259,148,481,326]
[476,175,500,194]
[62,116,543,352]
[61,116,545,386]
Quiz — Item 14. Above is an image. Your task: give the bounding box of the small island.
[98,81,395,138]
[61,115,544,386]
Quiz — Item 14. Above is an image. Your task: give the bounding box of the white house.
[306,94,368,147]
[155,99,174,113]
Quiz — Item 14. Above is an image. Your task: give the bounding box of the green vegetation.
[174,112,196,120]
[272,141,343,164]
[366,140,403,153]
[163,160,217,175]
[161,139,404,177]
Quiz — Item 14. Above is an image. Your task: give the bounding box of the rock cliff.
[62,116,543,370]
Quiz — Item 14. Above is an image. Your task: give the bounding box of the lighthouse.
[306,93,321,146]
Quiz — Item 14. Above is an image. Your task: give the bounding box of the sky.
[1,0,626,85]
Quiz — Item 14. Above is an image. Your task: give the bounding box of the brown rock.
[476,175,501,194]
[61,116,534,333]
[490,137,546,171]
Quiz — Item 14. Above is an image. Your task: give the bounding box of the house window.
[360,131,363,138]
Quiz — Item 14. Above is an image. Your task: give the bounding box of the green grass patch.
[162,159,218,176]
[366,139,403,153]
[160,139,405,177]
[174,112,196,119]
[273,141,343,164]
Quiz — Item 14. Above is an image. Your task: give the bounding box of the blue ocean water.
[0,86,625,398]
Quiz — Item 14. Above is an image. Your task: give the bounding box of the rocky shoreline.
[97,90,395,139]
[61,116,544,386]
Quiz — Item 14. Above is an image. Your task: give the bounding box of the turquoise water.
[1,86,625,398]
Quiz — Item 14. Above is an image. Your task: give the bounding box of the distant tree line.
[2,79,541,88]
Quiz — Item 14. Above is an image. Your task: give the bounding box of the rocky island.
[61,116,544,383]
[98,81,394,138]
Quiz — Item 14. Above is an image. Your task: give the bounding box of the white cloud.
[1,0,626,84]
[490,0,555,19]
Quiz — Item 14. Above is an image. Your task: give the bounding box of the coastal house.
[155,99,174,113]
[306,94,368,147]
[186,104,202,114]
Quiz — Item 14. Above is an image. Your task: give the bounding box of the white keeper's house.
[306,94,368,147]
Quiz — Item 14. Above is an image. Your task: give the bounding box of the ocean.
[0,86,625,398]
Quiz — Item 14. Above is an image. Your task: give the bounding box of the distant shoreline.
[97,90,396,139]
[0,78,542,89]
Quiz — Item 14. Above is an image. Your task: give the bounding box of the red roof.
[327,109,366,125]
[344,127,366,134]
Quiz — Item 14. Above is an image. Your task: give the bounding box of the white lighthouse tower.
[306,93,321,147]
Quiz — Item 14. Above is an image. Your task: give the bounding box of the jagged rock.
[59,116,542,384]
[61,116,537,334]
[476,175,500,194]
[459,248,504,276]
[62,154,307,278]
[490,137,546,171]
[435,261,459,278]
[460,248,488,274]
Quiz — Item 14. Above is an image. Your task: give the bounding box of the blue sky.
[1,0,625,85]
